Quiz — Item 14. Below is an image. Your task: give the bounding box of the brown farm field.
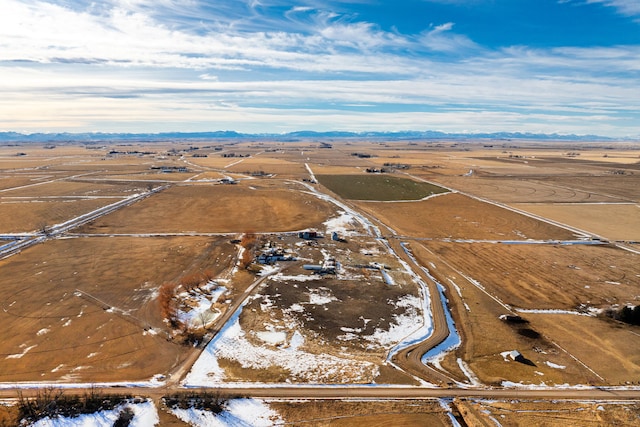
[356,192,578,240]
[0,235,237,382]
[2,139,640,423]
[0,198,115,233]
[79,182,337,234]
[513,203,640,241]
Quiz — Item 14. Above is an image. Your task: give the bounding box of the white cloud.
[0,0,639,136]
[586,0,640,17]
[420,22,479,52]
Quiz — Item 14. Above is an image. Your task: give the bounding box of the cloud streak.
[0,0,639,136]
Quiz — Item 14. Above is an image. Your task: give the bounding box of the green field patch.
[317,174,448,201]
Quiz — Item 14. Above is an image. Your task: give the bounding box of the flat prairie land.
[526,313,640,384]
[356,192,577,240]
[0,173,69,191]
[463,399,640,426]
[532,174,640,202]
[513,203,640,241]
[408,238,640,386]
[472,174,640,203]
[406,242,603,386]
[0,199,116,233]
[184,171,227,181]
[0,235,236,382]
[91,172,198,182]
[2,138,640,400]
[430,176,622,204]
[270,399,450,427]
[305,165,362,175]
[0,180,145,198]
[79,182,336,234]
[225,156,308,177]
[420,241,640,309]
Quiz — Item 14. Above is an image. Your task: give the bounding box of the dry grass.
[420,241,640,309]
[431,176,619,203]
[0,235,236,382]
[356,192,576,240]
[526,314,640,384]
[407,242,595,386]
[225,156,308,177]
[466,399,640,427]
[0,180,145,198]
[270,399,450,427]
[513,203,640,241]
[0,198,117,233]
[409,239,640,386]
[79,183,337,234]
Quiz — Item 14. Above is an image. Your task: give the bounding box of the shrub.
[18,388,133,424]
[159,281,179,327]
[163,391,229,414]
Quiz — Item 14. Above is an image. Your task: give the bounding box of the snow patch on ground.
[256,331,287,345]
[175,281,226,328]
[271,273,320,282]
[184,304,378,385]
[545,361,566,369]
[308,287,338,305]
[516,308,593,316]
[6,344,37,359]
[457,358,481,386]
[171,398,283,427]
[362,295,425,348]
[30,400,159,427]
[323,211,361,236]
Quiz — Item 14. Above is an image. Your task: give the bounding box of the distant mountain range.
[0,130,630,143]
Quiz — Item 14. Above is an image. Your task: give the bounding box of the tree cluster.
[18,388,133,425]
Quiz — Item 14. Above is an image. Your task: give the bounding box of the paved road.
[2,384,639,402]
[0,185,168,260]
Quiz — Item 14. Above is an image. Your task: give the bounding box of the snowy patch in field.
[545,361,566,369]
[6,344,37,359]
[271,273,320,282]
[256,331,287,346]
[31,400,159,427]
[288,331,305,351]
[362,295,425,348]
[175,281,226,328]
[288,303,304,312]
[308,287,338,305]
[258,265,279,276]
[171,398,282,427]
[500,381,602,390]
[37,328,50,336]
[515,308,593,316]
[184,305,378,385]
[457,358,481,386]
[448,279,470,311]
[323,211,361,236]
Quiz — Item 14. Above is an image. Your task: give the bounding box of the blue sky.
[1,0,639,136]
